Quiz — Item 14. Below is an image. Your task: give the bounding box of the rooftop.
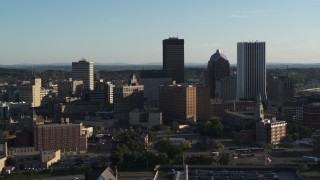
[209,49,228,62]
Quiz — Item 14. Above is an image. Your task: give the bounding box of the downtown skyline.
[0,0,319,65]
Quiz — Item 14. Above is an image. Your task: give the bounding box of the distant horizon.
[1,0,319,64]
[1,61,320,66]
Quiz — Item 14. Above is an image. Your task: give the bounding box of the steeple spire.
[256,93,264,121]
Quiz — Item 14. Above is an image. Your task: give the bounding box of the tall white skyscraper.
[236,41,266,102]
[72,58,94,91]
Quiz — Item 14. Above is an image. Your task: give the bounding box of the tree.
[264,143,273,150]
[218,152,233,165]
[157,153,169,165]
[2,131,10,139]
[197,139,224,150]
[186,155,213,165]
[154,138,183,159]
[97,126,105,133]
[292,133,300,140]
[172,154,183,165]
[5,157,15,166]
[199,118,224,137]
[154,138,172,153]
[148,131,157,142]
[181,141,192,150]
[167,145,183,159]
[298,163,309,173]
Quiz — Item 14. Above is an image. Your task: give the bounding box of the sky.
[0,0,319,65]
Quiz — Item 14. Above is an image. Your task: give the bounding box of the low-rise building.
[74,113,118,130]
[313,135,320,153]
[129,108,162,127]
[0,156,7,172]
[8,147,60,169]
[256,119,287,145]
[211,100,256,118]
[0,101,31,121]
[234,130,255,145]
[0,143,61,169]
[255,96,287,145]
[223,111,256,130]
[302,103,320,129]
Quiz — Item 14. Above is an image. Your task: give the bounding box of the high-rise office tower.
[267,76,294,106]
[207,49,230,98]
[72,58,94,91]
[216,76,237,101]
[236,42,266,102]
[163,37,184,84]
[113,74,144,127]
[140,70,172,102]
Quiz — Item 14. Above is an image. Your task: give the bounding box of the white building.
[107,82,115,104]
[19,76,42,107]
[237,42,266,102]
[72,58,94,91]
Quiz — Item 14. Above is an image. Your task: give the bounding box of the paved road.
[42,175,85,180]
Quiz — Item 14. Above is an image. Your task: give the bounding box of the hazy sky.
[0,0,319,65]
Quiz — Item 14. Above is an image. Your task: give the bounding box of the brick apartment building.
[159,83,197,123]
[33,123,87,153]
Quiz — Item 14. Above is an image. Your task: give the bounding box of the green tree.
[292,133,300,140]
[157,153,169,165]
[181,141,192,150]
[148,131,157,142]
[154,138,183,159]
[2,131,10,139]
[172,154,183,165]
[167,145,183,159]
[97,126,105,133]
[264,143,273,150]
[199,118,224,137]
[298,163,309,173]
[186,155,213,165]
[197,139,223,150]
[218,152,233,165]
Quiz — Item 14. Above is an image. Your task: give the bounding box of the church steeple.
[256,93,264,121]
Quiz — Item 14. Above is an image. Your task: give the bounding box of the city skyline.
[0,0,319,65]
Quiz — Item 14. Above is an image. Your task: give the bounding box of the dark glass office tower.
[163,37,184,84]
[207,49,230,98]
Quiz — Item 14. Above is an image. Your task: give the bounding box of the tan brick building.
[19,76,42,107]
[159,83,197,123]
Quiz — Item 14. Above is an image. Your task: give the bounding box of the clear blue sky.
[0,0,319,65]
